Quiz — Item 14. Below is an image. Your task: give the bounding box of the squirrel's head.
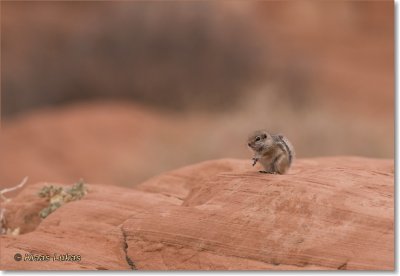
[247,130,272,152]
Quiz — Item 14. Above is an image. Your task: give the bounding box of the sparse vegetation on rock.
[38,179,88,219]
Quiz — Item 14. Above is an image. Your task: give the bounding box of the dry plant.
[0,177,28,235]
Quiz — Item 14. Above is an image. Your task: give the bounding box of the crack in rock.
[338,261,348,270]
[121,227,137,270]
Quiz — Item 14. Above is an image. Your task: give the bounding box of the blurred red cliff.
[0,1,394,188]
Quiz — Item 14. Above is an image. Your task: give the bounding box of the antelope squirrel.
[247,130,294,174]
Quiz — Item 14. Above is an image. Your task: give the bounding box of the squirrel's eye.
[255,136,261,142]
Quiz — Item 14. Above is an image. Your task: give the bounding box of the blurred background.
[1,1,394,188]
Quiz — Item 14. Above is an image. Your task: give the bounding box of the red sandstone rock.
[0,157,394,270]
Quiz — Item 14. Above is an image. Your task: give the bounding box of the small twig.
[0,208,4,222]
[0,177,28,202]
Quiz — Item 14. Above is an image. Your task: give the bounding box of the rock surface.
[0,157,394,270]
